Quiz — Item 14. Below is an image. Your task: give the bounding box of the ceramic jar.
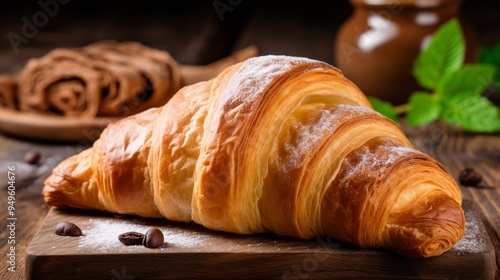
[334,0,477,105]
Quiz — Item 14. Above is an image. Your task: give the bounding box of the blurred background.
[1,0,500,107]
[1,0,499,70]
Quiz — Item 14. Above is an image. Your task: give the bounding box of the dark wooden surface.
[1,1,500,279]
[24,203,495,280]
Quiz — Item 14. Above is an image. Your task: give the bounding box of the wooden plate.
[0,109,118,142]
[25,201,495,279]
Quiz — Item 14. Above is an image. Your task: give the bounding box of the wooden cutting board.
[26,201,495,280]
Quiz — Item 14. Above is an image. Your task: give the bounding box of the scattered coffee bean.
[55,221,82,236]
[458,167,483,187]
[143,227,164,248]
[118,231,145,246]
[24,150,41,165]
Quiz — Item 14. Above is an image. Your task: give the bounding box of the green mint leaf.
[441,93,500,132]
[479,43,500,91]
[437,64,496,99]
[368,96,399,123]
[406,92,442,127]
[413,18,465,90]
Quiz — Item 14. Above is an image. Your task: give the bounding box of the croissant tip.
[399,235,462,259]
[42,185,68,208]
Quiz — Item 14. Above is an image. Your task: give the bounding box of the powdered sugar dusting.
[451,207,487,253]
[280,104,377,170]
[281,109,336,169]
[220,55,317,107]
[77,218,205,252]
[341,142,418,186]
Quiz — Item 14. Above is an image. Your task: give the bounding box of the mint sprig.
[406,92,441,127]
[413,19,465,90]
[367,96,399,123]
[369,18,500,133]
[442,93,500,132]
[480,43,500,91]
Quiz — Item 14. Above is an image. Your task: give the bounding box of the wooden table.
[1,1,500,279]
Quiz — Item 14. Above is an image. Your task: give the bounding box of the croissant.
[43,55,464,258]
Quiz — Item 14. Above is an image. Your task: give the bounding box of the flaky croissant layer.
[43,55,464,258]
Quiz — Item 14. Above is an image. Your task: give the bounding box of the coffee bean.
[458,167,483,187]
[24,150,41,165]
[143,227,164,248]
[55,221,82,236]
[118,231,145,246]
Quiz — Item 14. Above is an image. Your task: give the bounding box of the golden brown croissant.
[43,55,464,258]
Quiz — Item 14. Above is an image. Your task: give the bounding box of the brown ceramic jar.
[334,0,477,105]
